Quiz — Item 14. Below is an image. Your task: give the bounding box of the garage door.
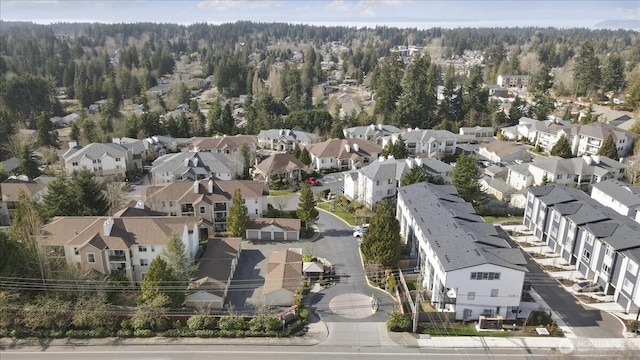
[247,230,259,239]
[273,231,285,240]
[260,231,271,240]
[286,231,298,241]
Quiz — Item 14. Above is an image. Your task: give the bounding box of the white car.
[353,224,369,238]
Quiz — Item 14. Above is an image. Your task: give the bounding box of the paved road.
[1,344,626,359]
[495,226,624,338]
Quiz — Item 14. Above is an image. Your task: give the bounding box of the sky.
[1,0,639,29]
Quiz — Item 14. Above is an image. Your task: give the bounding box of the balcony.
[442,288,457,305]
[214,203,227,212]
[109,255,126,262]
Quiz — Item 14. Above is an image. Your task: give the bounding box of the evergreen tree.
[541,173,550,185]
[437,64,462,123]
[360,201,400,268]
[42,169,108,218]
[163,234,196,283]
[228,188,251,237]
[462,65,488,118]
[373,56,403,123]
[508,96,525,125]
[597,134,619,160]
[207,98,222,135]
[562,107,573,122]
[220,103,235,135]
[573,41,601,96]
[401,166,429,186]
[299,147,312,167]
[530,63,554,121]
[381,135,408,159]
[601,54,625,92]
[36,112,58,147]
[292,143,301,159]
[296,183,318,230]
[18,146,40,180]
[329,120,345,139]
[140,257,184,307]
[394,55,436,128]
[550,134,573,158]
[450,154,484,206]
[580,106,597,124]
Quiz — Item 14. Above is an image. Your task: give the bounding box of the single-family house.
[185,237,242,309]
[253,152,305,183]
[40,215,199,283]
[145,178,268,234]
[245,218,301,241]
[525,185,640,314]
[189,135,257,157]
[343,124,402,143]
[264,248,303,306]
[306,139,381,172]
[397,183,528,320]
[257,128,320,152]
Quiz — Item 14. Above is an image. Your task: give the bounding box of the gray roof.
[63,143,128,163]
[258,128,320,144]
[398,183,527,272]
[420,158,452,175]
[530,155,625,177]
[1,157,19,172]
[528,185,640,251]
[591,179,640,208]
[151,152,236,180]
[359,158,409,181]
[401,129,457,144]
[344,124,401,140]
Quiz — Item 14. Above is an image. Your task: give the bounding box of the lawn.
[269,189,293,196]
[316,202,356,226]
[420,325,513,337]
[482,215,524,224]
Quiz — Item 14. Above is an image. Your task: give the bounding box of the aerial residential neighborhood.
[1,1,640,358]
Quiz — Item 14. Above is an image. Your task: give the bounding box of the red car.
[307,177,320,186]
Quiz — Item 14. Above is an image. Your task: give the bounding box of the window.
[72,162,78,166]
[582,249,591,263]
[199,206,206,214]
[605,245,613,258]
[551,227,558,238]
[116,157,121,162]
[138,246,147,252]
[376,180,380,186]
[467,292,475,300]
[585,233,594,245]
[623,278,633,293]
[491,289,499,297]
[151,246,155,252]
[602,264,610,275]
[140,259,149,266]
[87,253,96,263]
[553,211,560,222]
[470,272,500,280]
[255,209,258,215]
[74,247,79,255]
[627,261,639,275]
[388,179,393,184]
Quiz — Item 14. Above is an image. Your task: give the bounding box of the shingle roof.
[255,152,305,177]
[258,128,319,144]
[264,249,303,295]
[344,124,401,139]
[1,178,47,201]
[150,152,237,179]
[359,158,409,181]
[306,138,381,159]
[145,178,267,204]
[188,237,242,297]
[190,135,256,151]
[398,183,527,272]
[480,140,527,159]
[64,143,128,163]
[530,155,625,177]
[528,185,640,250]
[247,218,301,232]
[591,179,640,208]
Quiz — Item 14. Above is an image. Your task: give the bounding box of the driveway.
[495,226,625,338]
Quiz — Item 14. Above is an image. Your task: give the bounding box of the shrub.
[89,327,110,338]
[187,314,215,330]
[218,315,248,331]
[298,308,310,322]
[65,329,92,338]
[133,329,154,338]
[156,318,169,331]
[629,320,638,333]
[117,329,134,338]
[195,329,215,338]
[162,329,180,337]
[173,320,183,329]
[46,330,66,338]
[120,319,132,330]
[179,328,196,337]
[387,311,411,332]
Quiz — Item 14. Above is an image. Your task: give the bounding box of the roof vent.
[103,217,114,236]
[135,200,145,209]
[353,143,360,152]
[344,144,351,153]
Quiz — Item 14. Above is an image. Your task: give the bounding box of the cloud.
[197,0,283,12]
[325,0,410,18]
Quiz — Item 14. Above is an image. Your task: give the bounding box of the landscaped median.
[316,201,357,226]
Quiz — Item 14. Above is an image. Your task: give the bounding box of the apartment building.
[536,122,636,158]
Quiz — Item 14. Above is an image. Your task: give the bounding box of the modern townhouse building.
[397,183,528,320]
[500,117,553,142]
[590,179,640,222]
[496,74,531,88]
[257,128,319,152]
[40,215,199,283]
[150,151,240,184]
[63,142,134,178]
[306,139,381,172]
[524,185,640,314]
[343,157,409,209]
[145,178,268,234]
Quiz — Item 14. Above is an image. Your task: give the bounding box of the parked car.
[307,177,320,186]
[353,224,369,238]
[572,281,600,293]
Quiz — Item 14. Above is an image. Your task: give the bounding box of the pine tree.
[360,201,400,268]
[541,173,550,185]
[228,188,251,237]
[140,257,184,307]
[296,183,318,230]
[381,135,408,159]
[508,96,525,125]
[299,147,312,167]
[71,169,109,216]
[18,146,40,180]
[393,54,436,128]
[550,134,573,158]
[573,41,601,96]
[450,154,484,206]
[601,54,625,92]
[597,134,619,160]
[401,166,429,186]
[373,56,403,123]
[163,234,196,283]
[292,143,301,159]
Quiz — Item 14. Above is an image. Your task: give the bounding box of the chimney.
[192,157,199,167]
[369,124,375,131]
[184,158,190,167]
[208,178,214,194]
[344,144,351,153]
[135,200,145,209]
[112,137,121,145]
[377,123,383,131]
[353,143,360,152]
[103,218,114,236]
[193,180,199,194]
[68,140,78,149]
[592,155,600,164]
[583,155,592,165]
[379,155,386,162]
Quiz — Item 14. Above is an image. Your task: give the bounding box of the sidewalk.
[417,336,640,351]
